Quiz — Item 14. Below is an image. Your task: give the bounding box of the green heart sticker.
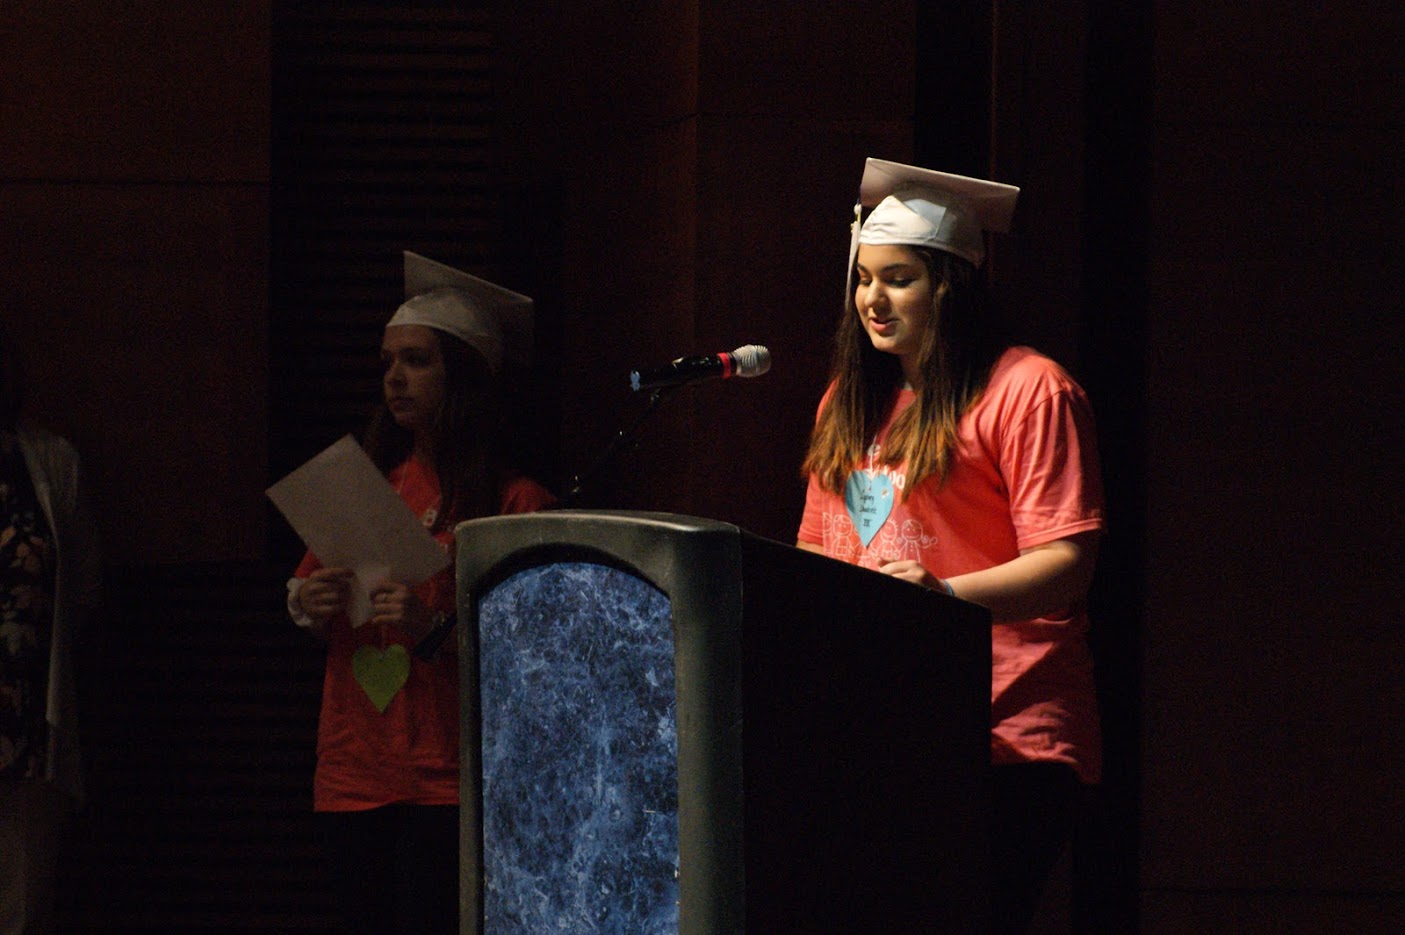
[352,644,411,713]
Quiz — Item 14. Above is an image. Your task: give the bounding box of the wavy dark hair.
[362,331,502,531]
[802,245,1004,498]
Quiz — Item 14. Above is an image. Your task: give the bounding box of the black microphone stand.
[554,383,681,509]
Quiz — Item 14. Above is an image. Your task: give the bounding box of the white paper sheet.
[267,435,450,627]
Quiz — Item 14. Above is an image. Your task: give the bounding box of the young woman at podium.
[285,253,554,934]
[797,159,1106,934]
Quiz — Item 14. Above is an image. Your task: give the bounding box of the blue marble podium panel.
[477,562,680,934]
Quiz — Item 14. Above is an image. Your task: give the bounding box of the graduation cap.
[386,251,533,373]
[847,158,1020,282]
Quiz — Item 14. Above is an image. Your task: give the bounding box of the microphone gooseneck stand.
[555,383,681,510]
[415,382,683,657]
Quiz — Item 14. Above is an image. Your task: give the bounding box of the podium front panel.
[477,562,679,932]
[457,511,990,934]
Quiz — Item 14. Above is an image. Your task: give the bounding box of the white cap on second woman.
[851,158,1020,270]
[386,251,533,373]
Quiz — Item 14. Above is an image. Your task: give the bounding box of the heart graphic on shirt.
[844,470,894,548]
[352,644,410,713]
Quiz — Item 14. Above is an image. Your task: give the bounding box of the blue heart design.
[845,471,894,548]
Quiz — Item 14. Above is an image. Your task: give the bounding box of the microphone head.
[730,344,771,378]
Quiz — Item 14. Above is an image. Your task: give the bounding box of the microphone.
[629,344,771,392]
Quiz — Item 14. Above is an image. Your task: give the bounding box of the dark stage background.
[1,2,1401,932]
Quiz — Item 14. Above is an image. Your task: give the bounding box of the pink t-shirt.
[296,457,555,811]
[798,346,1106,782]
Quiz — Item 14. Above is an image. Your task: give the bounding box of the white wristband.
[286,577,316,628]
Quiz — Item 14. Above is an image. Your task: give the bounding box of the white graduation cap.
[386,251,533,373]
[847,158,1020,288]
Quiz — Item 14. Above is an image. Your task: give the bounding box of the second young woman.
[287,252,555,934]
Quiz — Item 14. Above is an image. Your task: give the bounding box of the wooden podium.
[454,511,991,933]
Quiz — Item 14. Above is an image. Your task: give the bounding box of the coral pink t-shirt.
[798,347,1106,782]
[295,457,555,811]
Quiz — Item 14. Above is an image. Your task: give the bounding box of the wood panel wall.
[57,565,334,933]
[0,1,270,566]
[270,3,521,487]
[1139,4,1405,931]
[495,1,919,543]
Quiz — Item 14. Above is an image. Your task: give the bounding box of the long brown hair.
[802,245,1002,497]
[363,331,502,530]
